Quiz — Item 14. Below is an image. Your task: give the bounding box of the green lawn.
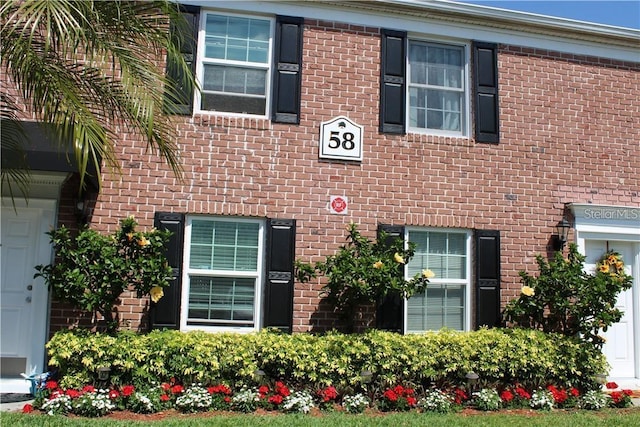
[3,409,640,427]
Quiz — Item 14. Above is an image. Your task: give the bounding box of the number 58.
[329,131,356,150]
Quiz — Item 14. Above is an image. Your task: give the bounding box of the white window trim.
[193,10,275,118]
[406,35,471,138]
[180,215,265,333]
[403,227,472,333]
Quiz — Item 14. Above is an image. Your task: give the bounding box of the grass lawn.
[2,408,640,426]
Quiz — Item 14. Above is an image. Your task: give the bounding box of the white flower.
[419,389,453,413]
[530,389,554,410]
[283,390,315,413]
[342,393,369,413]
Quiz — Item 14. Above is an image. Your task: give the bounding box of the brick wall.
[35,19,640,333]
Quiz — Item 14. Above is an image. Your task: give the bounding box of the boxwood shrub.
[46,328,606,393]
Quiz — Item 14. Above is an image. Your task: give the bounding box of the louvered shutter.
[473,41,499,143]
[475,230,501,328]
[264,219,296,332]
[271,16,304,124]
[150,212,185,330]
[380,29,406,134]
[375,224,406,332]
[164,6,199,115]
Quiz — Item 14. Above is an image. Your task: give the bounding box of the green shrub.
[35,216,173,333]
[502,245,633,347]
[46,328,605,393]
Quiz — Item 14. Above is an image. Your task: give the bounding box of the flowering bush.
[419,389,453,413]
[207,384,233,410]
[232,388,260,413]
[606,381,634,408]
[316,385,339,409]
[342,393,369,413]
[378,385,417,412]
[530,389,554,410]
[34,216,173,333]
[257,381,291,409]
[175,385,213,413]
[40,393,73,416]
[579,390,609,410]
[295,223,432,331]
[71,390,116,417]
[472,388,501,411]
[503,245,633,348]
[282,390,315,413]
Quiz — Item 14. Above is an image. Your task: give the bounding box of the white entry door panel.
[1,199,55,380]
[585,241,637,378]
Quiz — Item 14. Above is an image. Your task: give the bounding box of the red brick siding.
[19,19,637,333]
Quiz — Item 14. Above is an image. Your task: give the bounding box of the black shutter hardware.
[380,29,407,134]
[272,16,304,124]
[264,219,296,332]
[474,229,501,328]
[375,224,406,332]
[150,212,185,330]
[473,41,500,143]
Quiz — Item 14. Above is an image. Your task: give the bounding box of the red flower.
[569,387,580,397]
[403,387,415,397]
[547,385,567,404]
[160,394,170,402]
[65,389,81,399]
[406,396,417,407]
[258,385,270,396]
[170,384,184,394]
[622,389,633,396]
[161,383,171,391]
[268,394,283,405]
[514,386,531,400]
[275,382,290,397]
[108,389,120,400]
[81,385,95,393]
[223,396,231,403]
[383,389,398,402]
[45,380,58,390]
[393,385,405,395]
[500,390,514,402]
[605,382,619,390]
[121,385,135,396]
[453,388,468,404]
[208,384,232,395]
[22,403,33,413]
[319,386,338,402]
[610,391,623,403]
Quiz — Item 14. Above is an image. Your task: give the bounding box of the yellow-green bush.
[46,328,606,392]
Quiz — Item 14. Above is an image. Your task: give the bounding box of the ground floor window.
[405,228,471,332]
[182,216,264,331]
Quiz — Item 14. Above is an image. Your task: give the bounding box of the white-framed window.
[196,12,273,116]
[407,39,467,135]
[181,216,264,332]
[405,228,472,332]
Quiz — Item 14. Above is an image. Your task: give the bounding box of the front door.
[585,240,638,379]
[1,199,55,386]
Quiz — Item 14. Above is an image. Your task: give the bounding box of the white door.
[585,240,638,378]
[1,199,55,383]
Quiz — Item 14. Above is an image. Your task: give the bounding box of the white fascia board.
[182,1,639,62]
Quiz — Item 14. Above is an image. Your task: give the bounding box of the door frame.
[570,203,640,381]
[1,197,57,378]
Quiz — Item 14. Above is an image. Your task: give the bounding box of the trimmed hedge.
[46,328,606,392]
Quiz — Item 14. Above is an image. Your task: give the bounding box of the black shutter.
[271,16,304,124]
[473,41,499,143]
[380,29,406,134]
[375,224,405,332]
[264,218,296,332]
[150,212,185,330]
[475,230,501,328]
[164,6,199,115]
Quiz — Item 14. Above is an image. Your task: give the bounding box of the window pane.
[189,220,259,271]
[407,284,465,331]
[204,14,270,64]
[188,276,255,325]
[203,65,266,96]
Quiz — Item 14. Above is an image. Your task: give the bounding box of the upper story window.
[198,13,273,116]
[380,30,498,142]
[408,41,465,134]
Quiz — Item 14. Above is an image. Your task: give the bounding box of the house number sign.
[319,116,363,161]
